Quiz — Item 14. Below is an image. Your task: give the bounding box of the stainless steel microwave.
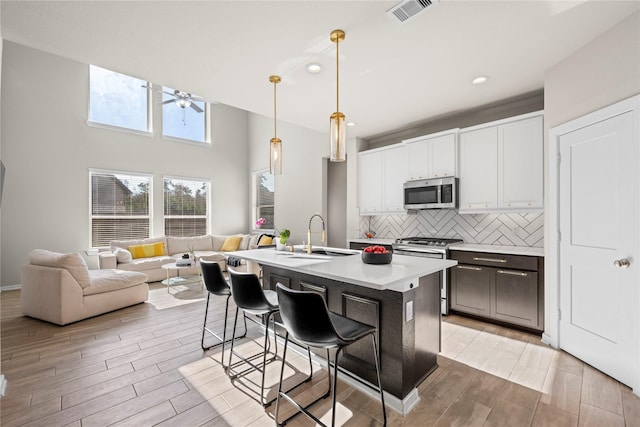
[403,177,458,210]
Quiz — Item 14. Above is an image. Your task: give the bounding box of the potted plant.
[277,228,290,250]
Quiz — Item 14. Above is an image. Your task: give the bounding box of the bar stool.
[275,283,387,427]
[200,260,246,367]
[225,268,285,406]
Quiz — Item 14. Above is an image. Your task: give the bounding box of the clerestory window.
[88,65,151,133]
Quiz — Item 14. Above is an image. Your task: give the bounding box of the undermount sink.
[309,249,357,257]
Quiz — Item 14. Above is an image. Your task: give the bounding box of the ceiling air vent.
[386,0,439,24]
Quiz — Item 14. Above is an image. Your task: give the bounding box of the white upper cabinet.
[358,150,382,214]
[459,112,543,213]
[406,130,458,180]
[358,145,408,215]
[381,145,408,212]
[459,126,499,210]
[498,116,543,209]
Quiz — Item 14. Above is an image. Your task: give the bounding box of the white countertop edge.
[227,249,456,292]
[448,243,544,257]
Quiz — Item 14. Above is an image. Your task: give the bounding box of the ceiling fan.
[142,85,209,113]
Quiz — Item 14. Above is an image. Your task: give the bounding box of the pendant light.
[269,75,283,174]
[329,29,346,162]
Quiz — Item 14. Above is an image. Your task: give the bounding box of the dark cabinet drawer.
[450,250,538,271]
[492,269,540,328]
[450,264,492,316]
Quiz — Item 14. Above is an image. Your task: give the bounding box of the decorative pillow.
[113,248,133,264]
[219,236,243,252]
[28,249,91,289]
[128,242,165,259]
[238,234,252,250]
[258,235,274,246]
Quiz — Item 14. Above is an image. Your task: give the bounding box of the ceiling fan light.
[176,98,192,108]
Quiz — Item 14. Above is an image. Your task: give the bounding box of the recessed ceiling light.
[472,76,489,85]
[346,121,356,127]
[306,63,322,74]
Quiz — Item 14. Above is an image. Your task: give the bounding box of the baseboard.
[0,284,21,292]
[0,374,7,396]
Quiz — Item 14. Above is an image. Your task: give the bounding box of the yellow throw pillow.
[128,242,165,259]
[258,235,273,246]
[219,236,243,252]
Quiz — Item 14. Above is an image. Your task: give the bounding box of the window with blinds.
[164,177,209,237]
[254,171,275,230]
[90,171,151,248]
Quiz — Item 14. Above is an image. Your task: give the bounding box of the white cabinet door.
[459,126,498,211]
[430,133,457,178]
[407,132,457,180]
[381,145,408,212]
[407,139,430,180]
[358,151,382,214]
[498,116,543,209]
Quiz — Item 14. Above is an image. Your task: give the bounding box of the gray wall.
[542,11,640,341]
[246,113,332,246]
[1,41,250,287]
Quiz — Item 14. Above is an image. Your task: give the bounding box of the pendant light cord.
[273,80,277,139]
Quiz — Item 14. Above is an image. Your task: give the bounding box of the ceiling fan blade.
[190,103,204,113]
[161,99,175,105]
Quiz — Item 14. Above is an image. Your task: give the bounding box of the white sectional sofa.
[21,249,149,325]
[98,234,263,282]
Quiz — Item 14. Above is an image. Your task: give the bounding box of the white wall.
[247,113,331,246]
[543,11,640,343]
[1,41,250,287]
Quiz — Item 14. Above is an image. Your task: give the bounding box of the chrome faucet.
[307,214,326,254]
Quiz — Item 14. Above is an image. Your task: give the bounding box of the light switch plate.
[406,301,413,322]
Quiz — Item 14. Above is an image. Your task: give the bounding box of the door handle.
[457,265,482,271]
[497,270,528,277]
[614,259,631,269]
[473,257,507,263]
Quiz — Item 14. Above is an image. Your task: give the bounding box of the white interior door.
[558,109,638,389]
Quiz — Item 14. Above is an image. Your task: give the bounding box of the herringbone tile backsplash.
[360,210,543,247]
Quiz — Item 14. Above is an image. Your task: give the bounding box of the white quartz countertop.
[448,243,544,257]
[226,247,457,292]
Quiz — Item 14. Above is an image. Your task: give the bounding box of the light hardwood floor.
[1,282,639,426]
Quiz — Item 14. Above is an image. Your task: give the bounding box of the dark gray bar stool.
[200,260,246,367]
[226,268,312,407]
[275,283,387,426]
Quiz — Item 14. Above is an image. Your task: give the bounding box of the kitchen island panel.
[262,265,438,400]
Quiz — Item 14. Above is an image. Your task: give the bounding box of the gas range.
[393,236,463,254]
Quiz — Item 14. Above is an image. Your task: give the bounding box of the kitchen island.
[225,247,457,413]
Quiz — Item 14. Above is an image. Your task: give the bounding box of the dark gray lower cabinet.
[450,265,492,316]
[449,250,544,331]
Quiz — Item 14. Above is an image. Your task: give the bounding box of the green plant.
[279,228,290,244]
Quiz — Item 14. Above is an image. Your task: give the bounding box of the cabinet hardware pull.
[457,265,482,271]
[497,270,528,277]
[473,257,507,263]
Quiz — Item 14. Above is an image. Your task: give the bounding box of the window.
[164,177,209,237]
[88,65,150,132]
[162,87,208,143]
[253,170,275,230]
[90,171,151,248]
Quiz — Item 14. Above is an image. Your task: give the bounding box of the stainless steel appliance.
[393,236,463,315]
[403,176,458,210]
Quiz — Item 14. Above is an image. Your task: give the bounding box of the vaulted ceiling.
[2,1,638,139]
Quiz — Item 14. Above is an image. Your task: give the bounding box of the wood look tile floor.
[2,282,639,426]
